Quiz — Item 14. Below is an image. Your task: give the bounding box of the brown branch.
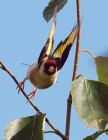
[83,129,108,140]
[65,93,72,140]
[65,0,81,140]
[44,131,56,134]
[72,0,81,81]
[0,60,65,140]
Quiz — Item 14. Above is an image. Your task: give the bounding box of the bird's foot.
[28,87,37,100]
[17,79,26,93]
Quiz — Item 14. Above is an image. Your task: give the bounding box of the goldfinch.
[18,9,79,99]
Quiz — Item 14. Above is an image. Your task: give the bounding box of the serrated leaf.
[71,75,108,130]
[4,114,46,140]
[95,56,108,85]
[43,0,67,22]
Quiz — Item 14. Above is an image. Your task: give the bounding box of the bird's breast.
[27,64,58,89]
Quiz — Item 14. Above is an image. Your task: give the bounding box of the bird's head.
[43,60,57,75]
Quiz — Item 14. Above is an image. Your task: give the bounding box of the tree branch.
[72,0,81,81]
[83,129,108,140]
[44,131,56,134]
[65,0,81,139]
[0,60,65,140]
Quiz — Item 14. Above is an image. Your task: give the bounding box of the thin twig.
[0,60,65,140]
[44,131,56,134]
[65,0,81,140]
[83,129,108,140]
[80,49,95,59]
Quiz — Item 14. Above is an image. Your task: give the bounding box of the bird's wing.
[53,24,79,70]
[38,7,57,63]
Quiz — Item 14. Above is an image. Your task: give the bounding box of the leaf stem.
[0,60,65,140]
[83,129,108,140]
[80,49,95,59]
[65,0,81,139]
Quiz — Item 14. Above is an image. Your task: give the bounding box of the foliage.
[4,114,45,140]
[0,0,108,140]
[43,0,67,22]
[95,56,108,85]
[71,75,108,130]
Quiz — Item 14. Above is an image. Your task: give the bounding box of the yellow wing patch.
[53,24,79,58]
[46,6,57,55]
[47,20,56,55]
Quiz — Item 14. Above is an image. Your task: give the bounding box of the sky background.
[0,0,108,140]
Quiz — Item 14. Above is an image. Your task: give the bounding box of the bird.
[18,8,79,100]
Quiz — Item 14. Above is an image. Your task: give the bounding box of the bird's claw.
[27,87,37,100]
[17,79,26,93]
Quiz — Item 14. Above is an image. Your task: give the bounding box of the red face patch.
[44,60,57,75]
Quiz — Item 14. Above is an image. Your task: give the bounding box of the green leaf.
[71,75,108,130]
[95,56,108,85]
[43,0,67,22]
[4,114,46,140]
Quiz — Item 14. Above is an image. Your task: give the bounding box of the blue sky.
[0,0,108,140]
